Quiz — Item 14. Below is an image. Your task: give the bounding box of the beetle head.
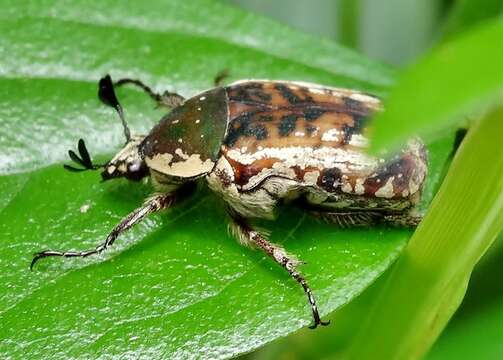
[101,135,148,181]
[64,75,148,182]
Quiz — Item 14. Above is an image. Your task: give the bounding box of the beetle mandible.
[31,74,427,329]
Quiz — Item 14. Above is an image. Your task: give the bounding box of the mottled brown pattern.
[221,81,427,205]
[224,153,281,187]
[224,81,375,152]
[363,152,422,198]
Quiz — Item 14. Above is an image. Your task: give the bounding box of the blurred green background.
[230,0,450,66]
[226,1,503,359]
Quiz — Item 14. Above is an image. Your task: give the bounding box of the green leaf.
[348,109,503,359]
[427,300,503,360]
[369,17,503,153]
[0,1,453,358]
[427,234,503,360]
[441,0,503,39]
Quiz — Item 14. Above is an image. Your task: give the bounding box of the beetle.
[31,74,427,329]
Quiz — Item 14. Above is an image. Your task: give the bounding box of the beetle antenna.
[64,138,104,172]
[98,74,131,142]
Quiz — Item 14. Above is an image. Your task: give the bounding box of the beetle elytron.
[31,74,427,328]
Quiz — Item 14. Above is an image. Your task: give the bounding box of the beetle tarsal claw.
[308,319,330,330]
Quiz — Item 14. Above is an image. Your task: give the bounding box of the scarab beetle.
[31,74,427,329]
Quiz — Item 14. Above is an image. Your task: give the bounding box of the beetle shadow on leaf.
[101,180,154,207]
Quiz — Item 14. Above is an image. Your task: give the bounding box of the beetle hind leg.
[114,78,185,108]
[229,211,329,329]
[30,194,174,270]
[310,210,422,228]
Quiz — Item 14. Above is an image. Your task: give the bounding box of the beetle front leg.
[31,193,174,270]
[213,69,230,86]
[114,78,185,108]
[229,212,329,329]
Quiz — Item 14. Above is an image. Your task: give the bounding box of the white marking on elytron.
[294,131,305,137]
[178,138,183,143]
[354,178,365,195]
[171,119,180,124]
[349,92,381,107]
[199,96,206,101]
[375,177,395,198]
[227,146,378,174]
[303,170,320,185]
[321,128,341,142]
[195,119,200,124]
[271,162,296,179]
[342,182,352,193]
[349,134,369,148]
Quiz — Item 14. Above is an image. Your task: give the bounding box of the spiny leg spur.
[230,213,330,329]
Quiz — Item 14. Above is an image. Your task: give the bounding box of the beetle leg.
[382,212,423,227]
[114,78,185,108]
[213,69,230,86]
[30,194,174,270]
[229,212,329,329]
[310,210,422,228]
[309,211,381,228]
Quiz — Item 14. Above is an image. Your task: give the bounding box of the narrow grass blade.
[348,108,503,359]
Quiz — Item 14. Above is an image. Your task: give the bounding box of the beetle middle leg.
[114,78,185,108]
[229,211,330,329]
[31,193,174,269]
